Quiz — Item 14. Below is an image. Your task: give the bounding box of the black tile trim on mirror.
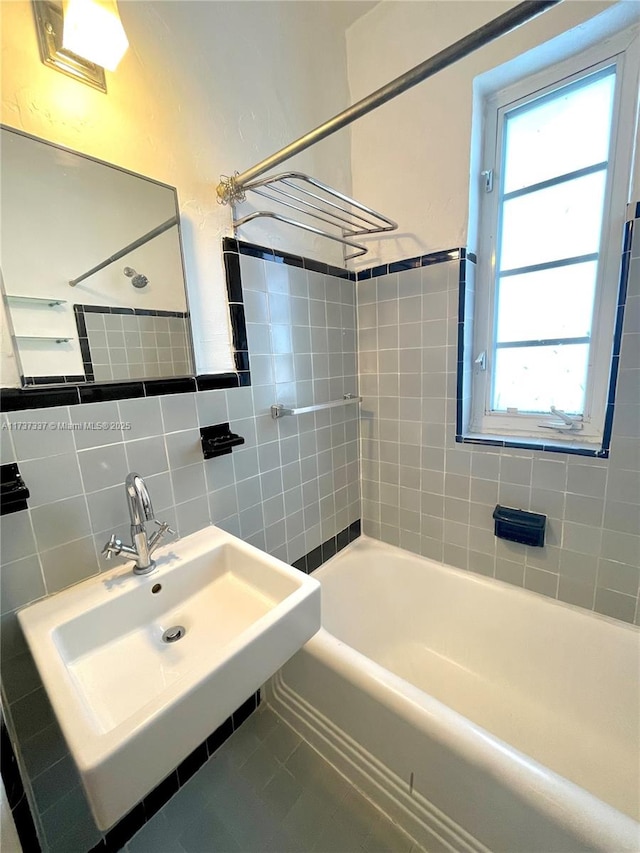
[88,691,261,853]
[292,520,361,574]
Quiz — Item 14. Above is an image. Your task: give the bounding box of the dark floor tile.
[128,812,184,853]
[260,766,302,820]
[262,720,301,763]
[236,743,279,792]
[209,778,281,851]
[10,687,55,742]
[20,722,69,778]
[41,784,98,851]
[179,806,242,853]
[217,724,261,770]
[312,805,371,852]
[282,788,340,842]
[31,754,80,813]
[1,651,42,704]
[249,707,280,743]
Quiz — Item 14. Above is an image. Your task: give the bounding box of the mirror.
[0,127,194,387]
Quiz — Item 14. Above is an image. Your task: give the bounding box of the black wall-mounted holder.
[0,463,30,516]
[493,505,546,548]
[200,423,245,460]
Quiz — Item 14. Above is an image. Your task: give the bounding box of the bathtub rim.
[316,534,640,635]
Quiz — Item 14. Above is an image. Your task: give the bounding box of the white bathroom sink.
[18,525,320,830]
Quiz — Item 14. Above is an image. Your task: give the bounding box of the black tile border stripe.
[356,248,476,281]
[291,519,361,574]
[89,692,260,853]
[76,304,189,319]
[223,237,475,284]
[223,237,355,280]
[0,373,244,410]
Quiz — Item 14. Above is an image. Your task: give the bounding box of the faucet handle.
[102,533,122,559]
[148,519,175,554]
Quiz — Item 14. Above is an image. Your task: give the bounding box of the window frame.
[466,28,640,452]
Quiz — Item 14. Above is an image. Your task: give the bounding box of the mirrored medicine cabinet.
[0,126,195,389]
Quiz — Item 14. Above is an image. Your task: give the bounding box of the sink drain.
[162,625,186,643]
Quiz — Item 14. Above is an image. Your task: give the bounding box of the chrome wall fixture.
[271,394,362,420]
[124,267,149,289]
[232,173,397,261]
[217,0,560,259]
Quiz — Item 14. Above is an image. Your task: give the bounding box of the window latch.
[474,351,486,371]
[481,169,493,193]
[539,406,583,433]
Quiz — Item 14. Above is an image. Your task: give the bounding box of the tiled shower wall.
[0,256,359,852]
[358,224,640,625]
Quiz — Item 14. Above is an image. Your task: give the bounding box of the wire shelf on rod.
[231,171,397,261]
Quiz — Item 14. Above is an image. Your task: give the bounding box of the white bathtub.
[266,536,640,852]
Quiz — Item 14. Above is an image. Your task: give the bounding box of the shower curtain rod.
[217,0,561,204]
[69,217,178,287]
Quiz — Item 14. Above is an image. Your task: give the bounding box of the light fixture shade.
[62,0,128,72]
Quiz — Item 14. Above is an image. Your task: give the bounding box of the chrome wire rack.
[230,171,397,261]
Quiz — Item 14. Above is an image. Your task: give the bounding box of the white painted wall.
[346,0,640,267]
[1,0,360,384]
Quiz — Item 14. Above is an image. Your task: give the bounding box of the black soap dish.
[200,423,245,460]
[1,463,30,516]
[493,504,546,548]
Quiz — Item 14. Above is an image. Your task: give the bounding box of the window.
[464,29,639,454]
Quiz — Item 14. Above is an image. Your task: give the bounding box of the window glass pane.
[492,343,589,414]
[503,69,616,193]
[496,261,597,343]
[499,170,606,272]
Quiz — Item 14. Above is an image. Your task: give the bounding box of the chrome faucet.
[102,472,174,574]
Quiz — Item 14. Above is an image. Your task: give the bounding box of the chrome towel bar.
[271,394,361,419]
